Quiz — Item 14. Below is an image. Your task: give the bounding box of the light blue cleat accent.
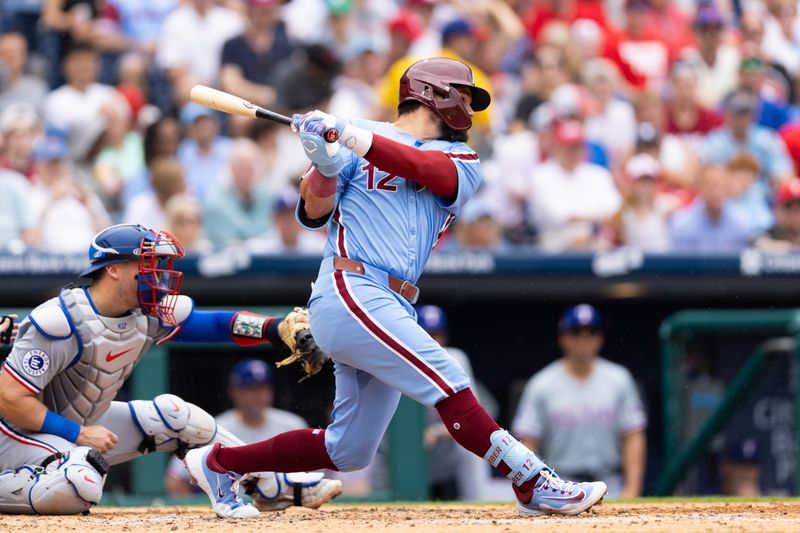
[183,443,259,519]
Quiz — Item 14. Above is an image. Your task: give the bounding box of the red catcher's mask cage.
[137,230,185,326]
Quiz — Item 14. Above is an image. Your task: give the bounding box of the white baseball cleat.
[248,472,343,511]
[183,443,259,519]
[514,469,607,517]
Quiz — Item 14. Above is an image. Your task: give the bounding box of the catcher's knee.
[128,394,216,457]
[0,447,108,515]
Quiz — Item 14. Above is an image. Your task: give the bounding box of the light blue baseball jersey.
[298,119,482,282]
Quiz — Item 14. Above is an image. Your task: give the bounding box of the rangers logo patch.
[22,349,50,377]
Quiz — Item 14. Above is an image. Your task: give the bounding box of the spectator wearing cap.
[738,55,790,131]
[328,38,387,120]
[29,128,111,253]
[678,3,740,109]
[247,187,325,255]
[42,43,118,131]
[165,193,212,254]
[527,120,621,251]
[755,179,800,252]
[387,10,423,66]
[609,153,677,252]
[701,90,794,201]
[219,0,295,136]
[377,18,493,131]
[203,138,272,247]
[123,156,186,230]
[156,0,244,105]
[165,358,308,495]
[726,154,774,233]
[0,103,40,181]
[177,102,232,201]
[670,164,756,254]
[603,0,673,89]
[0,32,48,111]
[720,438,761,496]
[512,304,647,499]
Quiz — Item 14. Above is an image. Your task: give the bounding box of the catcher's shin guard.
[0,447,107,515]
[128,394,216,458]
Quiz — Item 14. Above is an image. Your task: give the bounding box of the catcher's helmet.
[399,57,491,131]
[80,223,185,326]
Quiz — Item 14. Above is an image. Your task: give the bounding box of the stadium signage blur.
[2,250,800,278]
[740,249,800,277]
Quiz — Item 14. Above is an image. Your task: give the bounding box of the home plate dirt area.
[3,501,800,532]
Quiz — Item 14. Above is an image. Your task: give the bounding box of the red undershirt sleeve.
[364,133,458,200]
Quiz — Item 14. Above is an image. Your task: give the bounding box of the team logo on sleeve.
[22,349,50,376]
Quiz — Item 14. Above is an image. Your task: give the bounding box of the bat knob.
[323,129,339,143]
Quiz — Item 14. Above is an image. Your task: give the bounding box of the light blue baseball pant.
[308,257,471,472]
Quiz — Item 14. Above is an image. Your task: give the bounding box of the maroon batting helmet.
[398,57,491,131]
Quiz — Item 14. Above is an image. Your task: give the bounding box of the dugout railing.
[0,306,430,504]
[657,309,800,495]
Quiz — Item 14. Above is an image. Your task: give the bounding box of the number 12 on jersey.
[362,163,398,192]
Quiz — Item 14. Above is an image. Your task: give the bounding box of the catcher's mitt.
[275,307,329,379]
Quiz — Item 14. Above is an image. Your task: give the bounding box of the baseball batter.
[0,224,341,517]
[186,57,607,516]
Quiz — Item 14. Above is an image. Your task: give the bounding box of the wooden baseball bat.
[189,85,339,143]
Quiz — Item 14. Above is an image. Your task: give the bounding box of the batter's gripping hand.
[275,308,329,379]
[291,111,347,178]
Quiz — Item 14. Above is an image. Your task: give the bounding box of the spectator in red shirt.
[665,62,724,136]
[646,0,694,54]
[605,0,672,89]
[524,0,612,44]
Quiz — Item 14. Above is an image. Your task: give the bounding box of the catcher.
[0,223,338,518]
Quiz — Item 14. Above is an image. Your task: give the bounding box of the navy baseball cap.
[723,438,760,464]
[442,19,474,44]
[229,359,272,388]
[273,188,300,212]
[33,128,69,161]
[559,304,602,333]
[417,305,448,333]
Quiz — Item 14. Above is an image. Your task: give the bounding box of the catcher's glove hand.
[275,308,329,380]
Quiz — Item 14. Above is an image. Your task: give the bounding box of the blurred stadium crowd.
[4,0,800,254]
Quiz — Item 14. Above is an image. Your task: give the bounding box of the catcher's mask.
[81,224,185,326]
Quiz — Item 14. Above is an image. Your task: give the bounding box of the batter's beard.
[435,116,470,143]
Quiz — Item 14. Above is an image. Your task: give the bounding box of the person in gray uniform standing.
[0,223,341,518]
[512,304,647,498]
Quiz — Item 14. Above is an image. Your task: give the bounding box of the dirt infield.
[3,501,800,533]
